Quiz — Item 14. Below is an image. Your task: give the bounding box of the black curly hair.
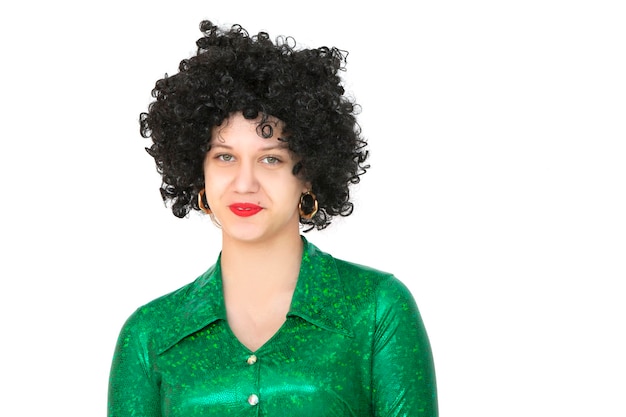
[140,20,369,230]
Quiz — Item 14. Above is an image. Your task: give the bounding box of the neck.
[220,233,304,291]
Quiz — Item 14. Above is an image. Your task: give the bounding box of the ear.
[302,181,312,194]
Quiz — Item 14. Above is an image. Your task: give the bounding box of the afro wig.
[140,20,369,230]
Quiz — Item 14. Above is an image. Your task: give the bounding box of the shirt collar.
[288,237,354,338]
[157,236,353,354]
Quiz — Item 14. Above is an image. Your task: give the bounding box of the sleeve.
[372,276,438,417]
[108,309,161,417]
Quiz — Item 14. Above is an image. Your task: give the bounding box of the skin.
[203,112,310,352]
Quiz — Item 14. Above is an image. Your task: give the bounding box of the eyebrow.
[210,143,290,152]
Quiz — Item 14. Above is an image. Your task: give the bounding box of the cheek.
[288,182,308,205]
[203,162,227,184]
[274,172,306,193]
[202,170,228,203]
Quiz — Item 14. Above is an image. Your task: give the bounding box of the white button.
[247,355,257,365]
[248,394,259,406]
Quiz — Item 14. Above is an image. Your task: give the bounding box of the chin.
[222,224,268,243]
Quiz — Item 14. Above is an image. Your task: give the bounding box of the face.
[203,112,309,244]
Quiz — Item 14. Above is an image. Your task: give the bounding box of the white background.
[1,1,625,416]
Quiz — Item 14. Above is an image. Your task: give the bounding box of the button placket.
[245,354,260,407]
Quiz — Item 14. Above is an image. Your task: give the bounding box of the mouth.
[229,203,263,217]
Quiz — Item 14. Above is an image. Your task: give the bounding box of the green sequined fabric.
[108,237,437,416]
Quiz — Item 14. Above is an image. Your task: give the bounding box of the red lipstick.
[229,203,262,217]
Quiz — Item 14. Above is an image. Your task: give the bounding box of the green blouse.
[108,237,437,416]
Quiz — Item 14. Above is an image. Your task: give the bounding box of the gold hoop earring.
[198,189,212,215]
[299,191,318,219]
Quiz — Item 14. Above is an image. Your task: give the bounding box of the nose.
[232,160,260,194]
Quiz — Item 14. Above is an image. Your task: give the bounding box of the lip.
[229,203,263,217]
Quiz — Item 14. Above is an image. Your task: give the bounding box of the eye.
[261,155,282,165]
[216,154,234,162]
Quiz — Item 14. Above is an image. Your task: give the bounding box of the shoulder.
[304,238,415,302]
[334,255,412,294]
[115,262,228,355]
[118,264,218,339]
[119,280,195,336]
[324,253,428,344]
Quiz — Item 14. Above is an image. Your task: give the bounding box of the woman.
[108,20,438,416]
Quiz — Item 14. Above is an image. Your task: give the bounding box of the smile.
[229,203,263,217]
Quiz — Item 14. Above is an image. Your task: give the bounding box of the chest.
[153,317,373,416]
[224,291,293,352]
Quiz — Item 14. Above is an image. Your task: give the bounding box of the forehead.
[211,113,286,145]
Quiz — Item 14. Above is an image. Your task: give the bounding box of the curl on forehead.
[211,112,287,144]
[254,113,284,140]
